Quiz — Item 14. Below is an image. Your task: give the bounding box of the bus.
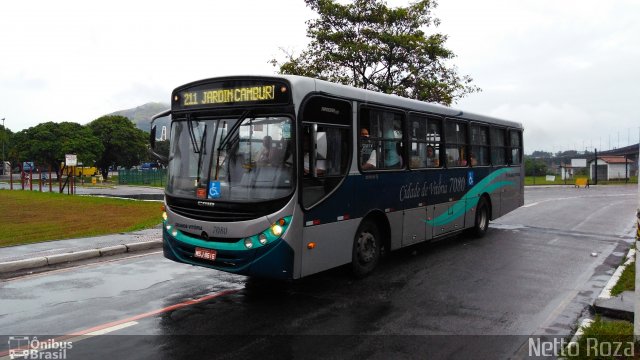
[150,75,524,280]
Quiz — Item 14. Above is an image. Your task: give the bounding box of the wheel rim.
[357,231,377,264]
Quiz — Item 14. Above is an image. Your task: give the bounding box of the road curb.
[591,247,635,320]
[597,248,635,300]
[0,240,162,275]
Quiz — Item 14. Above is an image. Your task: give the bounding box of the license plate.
[194,247,217,261]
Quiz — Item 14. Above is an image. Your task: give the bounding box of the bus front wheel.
[352,220,381,277]
[472,198,490,238]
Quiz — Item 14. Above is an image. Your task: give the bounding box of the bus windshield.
[167,115,295,201]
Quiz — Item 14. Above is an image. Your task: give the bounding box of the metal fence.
[118,169,167,187]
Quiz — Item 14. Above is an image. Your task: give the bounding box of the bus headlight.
[239,216,291,250]
[270,224,283,237]
[162,212,168,221]
[259,234,268,245]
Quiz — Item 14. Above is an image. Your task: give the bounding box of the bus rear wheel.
[472,198,490,238]
[352,220,381,277]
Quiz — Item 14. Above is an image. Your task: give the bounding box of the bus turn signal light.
[307,242,316,250]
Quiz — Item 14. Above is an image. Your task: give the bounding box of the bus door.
[299,97,353,277]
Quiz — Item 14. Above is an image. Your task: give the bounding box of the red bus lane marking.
[70,288,241,335]
[0,288,240,358]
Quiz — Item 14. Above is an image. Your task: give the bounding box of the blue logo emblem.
[208,181,221,199]
[467,171,475,186]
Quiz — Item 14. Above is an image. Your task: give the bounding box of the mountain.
[109,102,169,132]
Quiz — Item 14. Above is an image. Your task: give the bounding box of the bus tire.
[472,197,490,238]
[352,220,381,278]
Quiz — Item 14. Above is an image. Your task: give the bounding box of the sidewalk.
[0,228,163,276]
[0,184,165,276]
[0,181,165,200]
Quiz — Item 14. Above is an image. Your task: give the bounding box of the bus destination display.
[174,81,290,109]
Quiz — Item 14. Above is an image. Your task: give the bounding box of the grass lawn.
[0,190,162,247]
[564,317,635,359]
[610,260,635,296]
[525,176,638,186]
[525,176,573,186]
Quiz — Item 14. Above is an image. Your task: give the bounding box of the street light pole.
[1,118,5,176]
[635,126,640,341]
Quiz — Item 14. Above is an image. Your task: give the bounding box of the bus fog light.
[171,229,178,237]
[271,224,283,237]
[244,238,254,249]
[259,234,267,245]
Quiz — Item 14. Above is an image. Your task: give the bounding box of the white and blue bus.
[151,75,524,279]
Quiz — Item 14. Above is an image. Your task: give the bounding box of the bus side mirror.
[148,109,171,164]
[150,125,157,149]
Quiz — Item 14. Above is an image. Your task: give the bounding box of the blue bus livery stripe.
[427,167,516,226]
[304,167,518,227]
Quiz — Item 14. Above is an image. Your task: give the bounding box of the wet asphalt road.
[0,185,637,359]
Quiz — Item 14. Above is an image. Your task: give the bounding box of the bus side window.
[490,127,507,166]
[470,125,489,166]
[445,121,467,167]
[301,96,352,208]
[409,115,441,168]
[360,107,404,170]
[509,130,522,165]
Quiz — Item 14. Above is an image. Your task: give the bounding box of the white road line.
[522,202,539,208]
[85,321,139,336]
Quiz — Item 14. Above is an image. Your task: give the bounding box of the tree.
[524,157,547,177]
[88,115,148,179]
[530,150,552,158]
[14,122,103,178]
[270,0,479,105]
[0,123,12,172]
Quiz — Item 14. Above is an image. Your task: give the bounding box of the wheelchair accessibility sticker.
[208,181,221,199]
[467,171,475,186]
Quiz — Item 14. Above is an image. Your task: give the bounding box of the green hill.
[109,102,169,132]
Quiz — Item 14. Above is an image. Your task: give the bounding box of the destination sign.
[173,80,290,109]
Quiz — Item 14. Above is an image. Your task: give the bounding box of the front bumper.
[162,224,294,279]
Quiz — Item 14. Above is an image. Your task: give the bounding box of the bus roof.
[176,75,523,130]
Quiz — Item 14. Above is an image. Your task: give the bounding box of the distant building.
[588,156,634,181]
[559,164,574,180]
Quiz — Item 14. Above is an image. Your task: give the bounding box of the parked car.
[141,162,160,170]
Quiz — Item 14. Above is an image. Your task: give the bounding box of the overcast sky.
[1,0,638,154]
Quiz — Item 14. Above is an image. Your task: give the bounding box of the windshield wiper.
[186,114,201,154]
[217,110,250,152]
[196,124,208,184]
[213,110,251,180]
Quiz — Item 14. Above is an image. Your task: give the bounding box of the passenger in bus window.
[383,126,402,168]
[257,136,272,164]
[360,128,377,170]
[470,152,477,167]
[425,145,438,167]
